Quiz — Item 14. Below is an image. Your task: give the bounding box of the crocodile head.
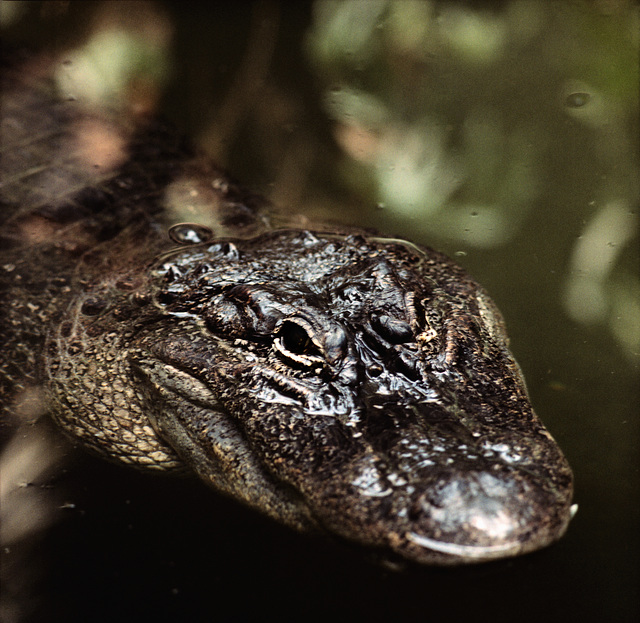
[122,229,573,565]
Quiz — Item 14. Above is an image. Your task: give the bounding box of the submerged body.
[0,51,573,565]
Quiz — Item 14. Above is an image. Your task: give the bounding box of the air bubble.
[565,92,591,108]
[168,223,214,245]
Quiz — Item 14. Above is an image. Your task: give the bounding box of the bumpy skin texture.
[0,51,574,565]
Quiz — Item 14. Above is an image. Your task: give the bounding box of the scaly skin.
[0,50,573,565]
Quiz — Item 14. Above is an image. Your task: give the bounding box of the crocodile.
[0,50,573,566]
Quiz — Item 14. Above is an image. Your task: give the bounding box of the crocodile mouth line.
[405,531,521,559]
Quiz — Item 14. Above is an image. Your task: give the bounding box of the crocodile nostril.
[371,312,413,344]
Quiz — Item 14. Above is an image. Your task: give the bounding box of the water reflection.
[564,200,639,358]
[0,1,638,622]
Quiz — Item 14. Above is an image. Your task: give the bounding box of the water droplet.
[168,223,214,245]
[566,92,591,108]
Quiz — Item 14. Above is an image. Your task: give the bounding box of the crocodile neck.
[0,51,269,427]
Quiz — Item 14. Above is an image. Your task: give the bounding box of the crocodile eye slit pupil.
[281,322,311,355]
[274,320,324,367]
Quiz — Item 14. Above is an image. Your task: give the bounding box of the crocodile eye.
[274,319,324,367]
[281,322,312,353]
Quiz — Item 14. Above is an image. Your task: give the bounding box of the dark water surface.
[2,2,638,622]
